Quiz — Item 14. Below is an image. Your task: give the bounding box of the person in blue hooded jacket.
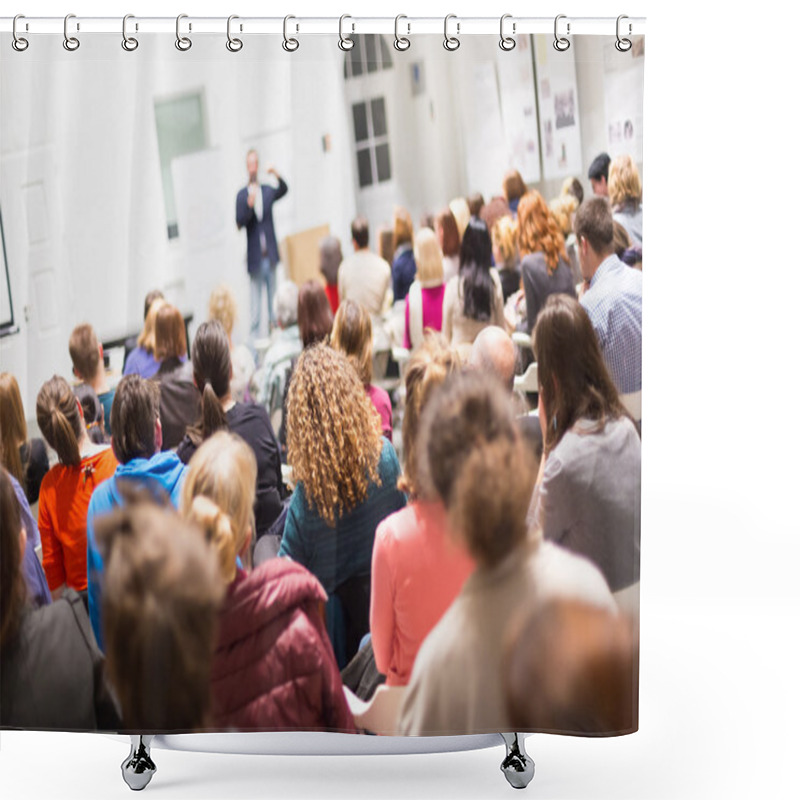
[86,375,187,650]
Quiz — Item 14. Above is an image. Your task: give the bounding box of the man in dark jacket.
[236,149,288,337]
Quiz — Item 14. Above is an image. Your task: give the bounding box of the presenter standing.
[236,149,288,337]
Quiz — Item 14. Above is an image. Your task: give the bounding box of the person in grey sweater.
[530,294,641,592]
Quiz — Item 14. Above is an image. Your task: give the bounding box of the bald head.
[469,326,516,393]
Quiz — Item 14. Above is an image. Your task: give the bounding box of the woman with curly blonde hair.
[279,344,405,663]
[517,190,576,334]
[608,154,643,247]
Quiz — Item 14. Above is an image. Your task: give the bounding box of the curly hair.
[517,190,568,274]
[608,154,642,209]
[287,344,382,527]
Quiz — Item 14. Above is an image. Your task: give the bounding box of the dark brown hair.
[435,208,460,257]
[419,370,533,568]
[502,169,527,204]
[612,220,632,259]
[69,323,101,381]
[110,375,161,464]
[351,216,370,249]
[533,295,630,455]
[97,501,223,732]
[36,375,83,467]
[297,281,334,349]
[504,599,637,734]
[154,304,187,361]
[574,197,615,256]
[0,467,28,648]
[188,320,231,447]
[467,192,485,219]
[399,335,460,498]
[0,372,28,486]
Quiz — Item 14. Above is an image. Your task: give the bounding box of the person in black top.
[176,320,285,539]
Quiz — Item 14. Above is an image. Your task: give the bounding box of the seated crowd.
[0,153,641,736]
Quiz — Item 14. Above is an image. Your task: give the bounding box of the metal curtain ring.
[615,15,632,52]
[499,14,515,51]
[227,15,243,52]
[283,15,299,52]
[63,13,80,51]
[443,14,460,52]
[176,14,192,51]
[122,14,139,51]
[394,15,410,51]
[553,14,570,52]
[338,14,354,51]
[12,14,29,52]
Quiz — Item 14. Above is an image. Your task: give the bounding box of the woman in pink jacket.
[370,336,475,686]
[181,431,355,732]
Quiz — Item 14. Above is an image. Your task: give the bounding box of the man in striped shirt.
[574,198,642,395]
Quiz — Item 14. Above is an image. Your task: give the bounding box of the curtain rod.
[1,15,646,38]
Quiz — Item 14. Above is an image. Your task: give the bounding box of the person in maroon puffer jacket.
[182,431,356,732]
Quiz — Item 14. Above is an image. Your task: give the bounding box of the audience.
[530,295,641,593]
[153,304,200,450]
[504,599,637,734]
[97,497,221,732]
[3,156,643,735]
[181,432,356,732]
[518,190,576,335]
[123,291,165,379]
[574,198,643,395]
[331,300,393,442]
[403,228,446,351]
[176,320,285,541]
[1,467,120,730]
[319,235,343,316]
[391,207,417,303]
[69,322,116,436]
[338,217,392,317]
[435,207,461,284]
[491,215,521,303]
[35,375,118,601]
[608,154,643,247]
[74,383,110,444]
[588,152,611,197]
[371,336,472,687]
[398,371,614,735]
[502,169,527,218]
[86,374,188,649]
[442,219,505,356]
[0,372,49,506]
[208,284,256,403]
[278,345,406,665]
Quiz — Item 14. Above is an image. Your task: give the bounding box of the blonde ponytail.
[186,496,238,583]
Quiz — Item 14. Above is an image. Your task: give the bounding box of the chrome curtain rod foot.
[121,735,157,791]
[500,732,535,789]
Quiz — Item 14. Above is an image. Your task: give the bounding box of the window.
[344,35,393,80]
[352,97,392,188]
[154,93,208,240]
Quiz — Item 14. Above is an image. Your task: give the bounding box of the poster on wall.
[603,37,645,164]
[534,35,582,181]
[495,36,541,184]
